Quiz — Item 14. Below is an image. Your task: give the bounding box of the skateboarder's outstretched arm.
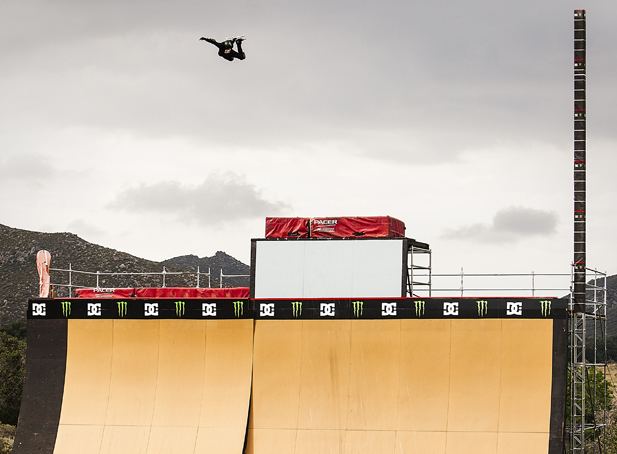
[199,37,222,49]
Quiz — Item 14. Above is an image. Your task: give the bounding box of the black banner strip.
[27,297,566,320]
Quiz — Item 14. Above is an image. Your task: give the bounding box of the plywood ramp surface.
[397,320,451,431]
[447,320,502,432]
[249,319,554,454]
[498,320,552,432]
[54,319,253,454]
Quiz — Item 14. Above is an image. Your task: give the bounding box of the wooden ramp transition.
[53,319,253,454]
[248,319,563,454]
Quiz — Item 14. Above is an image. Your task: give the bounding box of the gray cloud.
[2,0,616,165]
[66,219,104,238]
[109,174,288,225]
[0,153,57,181]
[443,207,558,243]
[0,1,614,273]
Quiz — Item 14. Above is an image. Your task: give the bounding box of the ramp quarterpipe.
[14,301,253,454]
[15,297,566,453]
[247,318,563,453]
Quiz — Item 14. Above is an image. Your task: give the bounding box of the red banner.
[74,288,135,298]
[309,216,405,239]
[265,217,309,239]
[134,287,250,298]
[75,287,250,298]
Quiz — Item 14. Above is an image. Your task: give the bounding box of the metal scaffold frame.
[568,267,608,453]
[407,241,432,297]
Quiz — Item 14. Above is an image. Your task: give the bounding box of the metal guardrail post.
[428,251,432,297]
[532,270,535,296]
[68,263,72,297]
[410,246,415,297]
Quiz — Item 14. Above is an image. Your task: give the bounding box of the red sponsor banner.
[265,217,309,239]
[74,288,135,298]
[309,216,405,239]
[134,287,250,299]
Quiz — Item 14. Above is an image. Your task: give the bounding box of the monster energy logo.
[175,301,185,317]
[60,301,71,317]
[476,300,488,317]
[352,301,364,318]
[233,301,244,318]
[541,300,552,317]
[291,301,302,318]
[117,301,128,318]
[414,300,425,317]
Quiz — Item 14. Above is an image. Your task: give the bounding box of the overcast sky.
[1,0,615,289]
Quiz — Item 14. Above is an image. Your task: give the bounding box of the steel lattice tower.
[569,9,596,453]
[570,9,587,452]
[573,10,586,312]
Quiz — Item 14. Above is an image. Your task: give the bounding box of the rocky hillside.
[603,274,617,337]
[1,222,614,331]
[0,223,249,327]
[566,274,617,338]
[162,253,249,288]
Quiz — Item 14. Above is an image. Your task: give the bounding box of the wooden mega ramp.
[15,297,566,453]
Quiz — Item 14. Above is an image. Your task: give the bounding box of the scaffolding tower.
[568,268,608,453]
[406,239,432,297]
[566,9,611,453]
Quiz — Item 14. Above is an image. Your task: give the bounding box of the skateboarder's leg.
[234,40,246,60]
[219,51,235,61]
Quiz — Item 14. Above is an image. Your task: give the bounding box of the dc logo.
[260,303,275,317]
[202,303,217,317]
[443,302,459,316]
[87,303,102,317]
[144,303,159,317]
[381,302,397,317]
[506,302,523,316]
[320,303,335,317]
[32,303,46,317]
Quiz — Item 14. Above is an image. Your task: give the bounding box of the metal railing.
[410,270,580,297]
[51,265,605,299]
[219,269,250,288]
[49,265,251,296]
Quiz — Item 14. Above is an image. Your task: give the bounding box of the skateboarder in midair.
[199,37,246,61]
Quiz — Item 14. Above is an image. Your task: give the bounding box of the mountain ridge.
[0,223,249,326]
[1,222,615,334]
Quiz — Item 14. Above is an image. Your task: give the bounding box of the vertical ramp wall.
[248,318,561,454]
[12,320,67,454]
[52,319,253,454]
